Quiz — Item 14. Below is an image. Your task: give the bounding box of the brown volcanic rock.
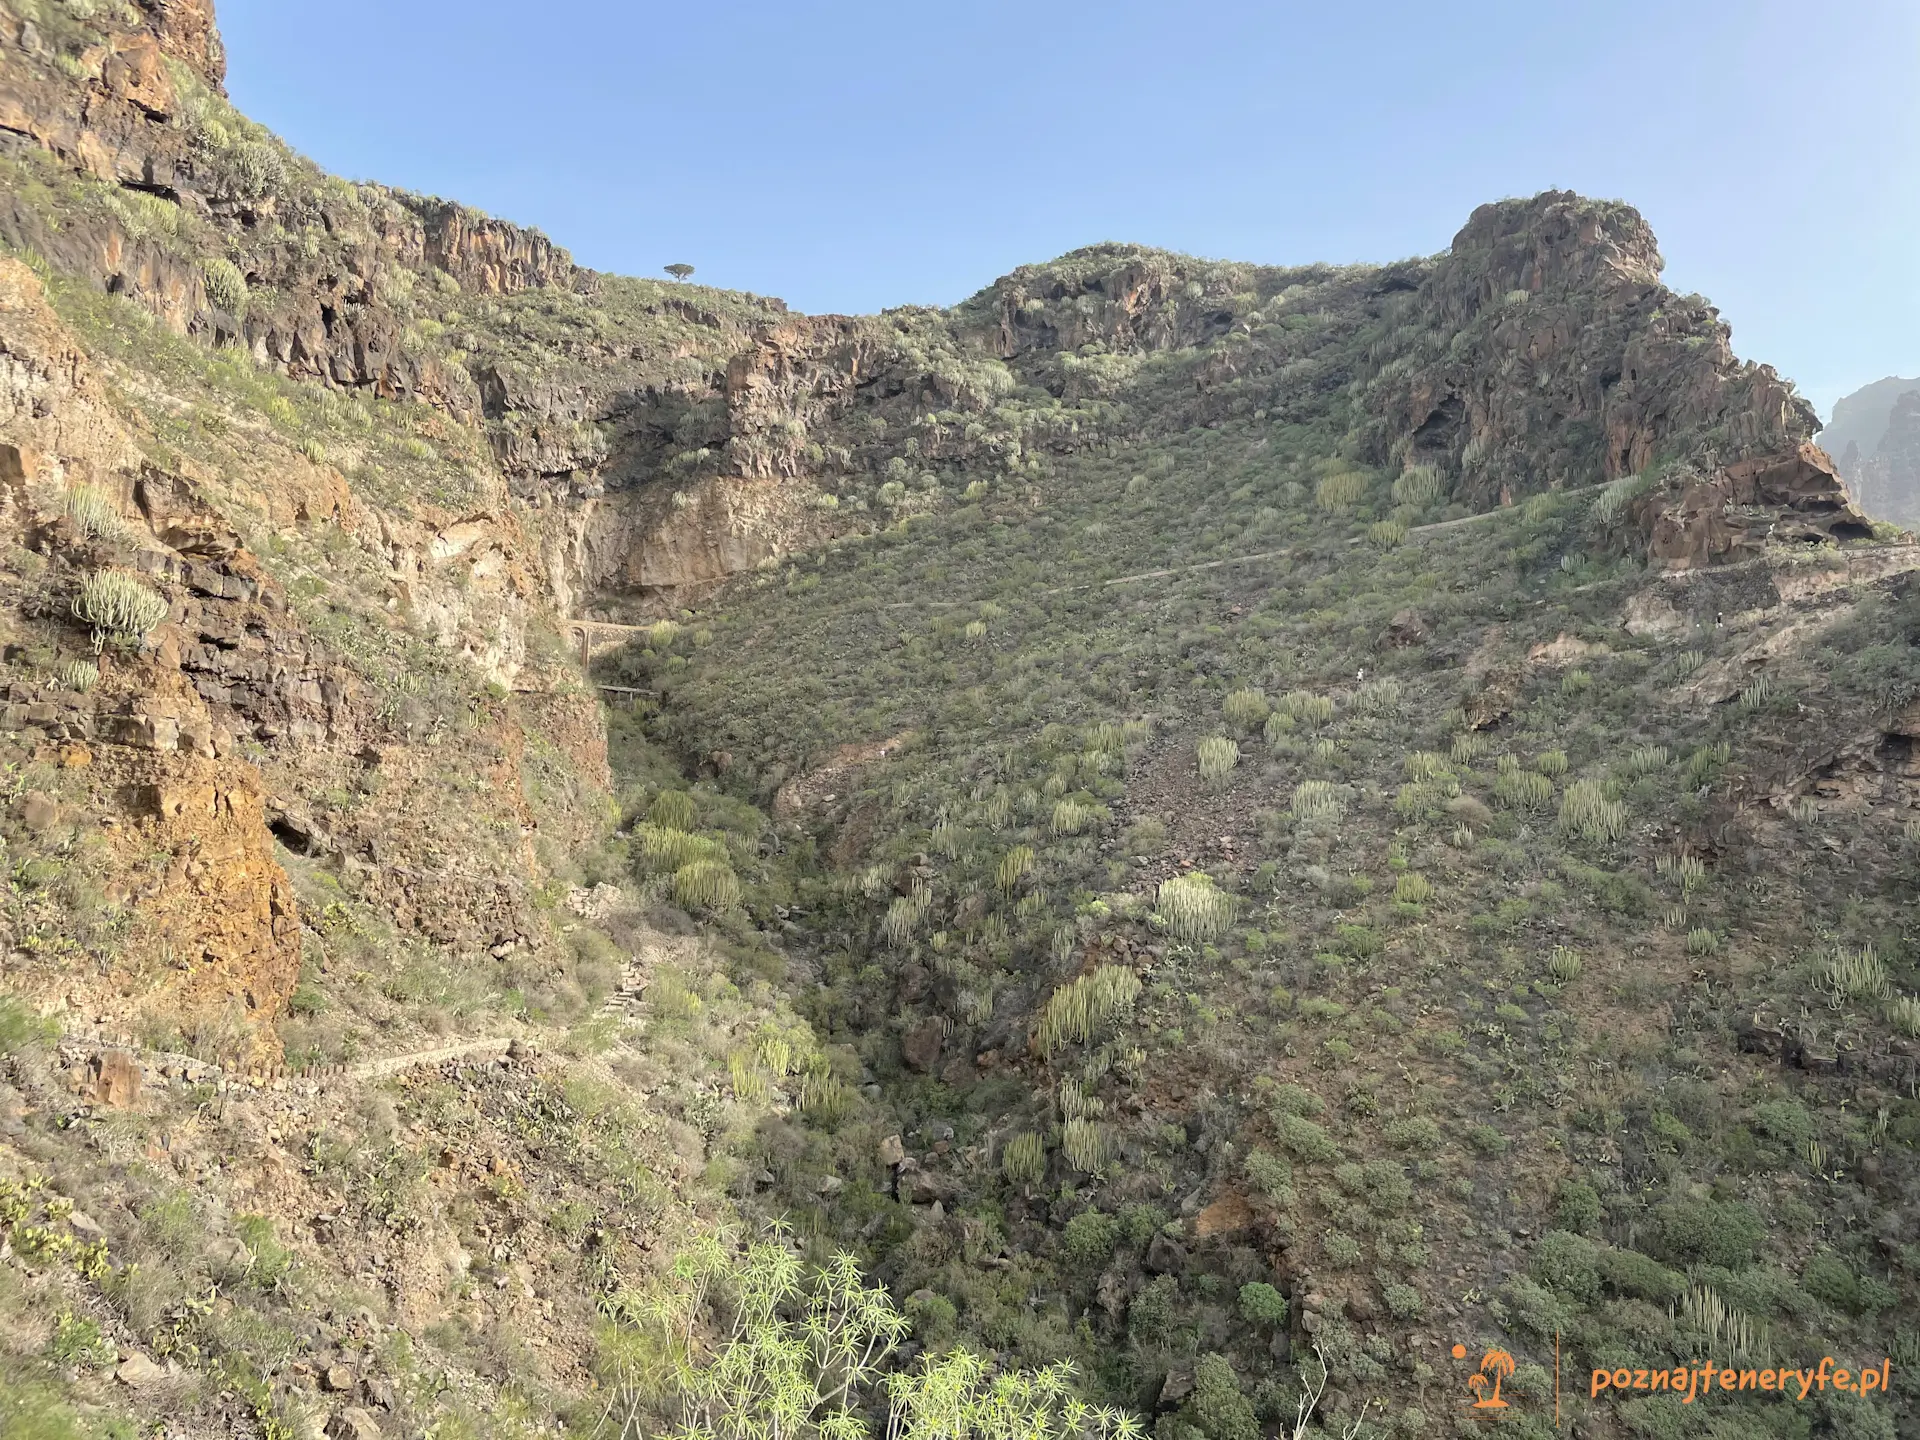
[1632,442,1873,570]
[147,0,226,89]
[1375,191,1817,502]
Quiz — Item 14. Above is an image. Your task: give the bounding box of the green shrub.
[1598,1246,1684,1303]
[1529,1230,1600,1301]
[1553,1179,1602,1235]
[1650,1199,1762,1269]
[1238,1282,1288,1326]
[1323,1230,1362,1266]
[1383,1116,1442,1151]
[1383,1283,1423,1318]
[1274,1112,1339,1163]
[1061,1208,1120,1273]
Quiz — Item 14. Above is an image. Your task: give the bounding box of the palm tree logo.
[1464,1348,1515,1409]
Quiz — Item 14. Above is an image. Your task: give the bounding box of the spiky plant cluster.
[673,859,741,913]
[1281,691,1336,727]
[1886,995,1920,1038]
[800,1069,853,1124]
[996,845,1034,892]
[639,824,727,872]
[1196,736,1239,788]
[646,619,682,650]
[1535,750,1569,777]
[1061,1115,1114,1174]
[729,1050,769,1104]
[757,1032,795,1077]
[1521,491,1556,523]
[1559,778,1626,842]
[1392,873,1432,905]
[1592,473,1646,524]
[1791,797,1821,825]
[1314,470,1369,512]
[1222,688,1271,731]
[73,571,169,649]
[649,790,697,829]
[1548,946,1582,982]
[1353,677,1402,715]
[55,658,99,693]
[1738,675,1772,711]
[202,256,249,314]
[963,619,988,640]
[1824,946,1889,1005]
[1493,769,1553,809]
[1561,668,1592,695]
[1403,751,1451,783]
[1391,463,1443,507]
[1051,799,1098,835]
[1674,1285,1770,1367]
[1157,872,1238,943]
[1682,741,1731,787]
[1449,733,1486,764]
[1036,965,1142,1057]
[1000,1132,1045,1187]
[1686,928,1720,957]
[1656,853,1707,893]
[1367,519,1408,549]
[1292,779,1344,821]
[881,884,932,947]
[63,483,128,545]
[1622,745,1670,777]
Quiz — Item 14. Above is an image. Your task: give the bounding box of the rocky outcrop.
[1630,442,1873,569]
[1375,191,1817,501]
[0,3,566,404]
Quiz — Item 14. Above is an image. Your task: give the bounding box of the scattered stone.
[116,1352,165,1387]
[877,1133,905,1167]
[1145,1232,1187,1275]
[328,1408,383,1440]
[901,1017,944,1073]
[323,1365,358,1393]
[21,790,58,832]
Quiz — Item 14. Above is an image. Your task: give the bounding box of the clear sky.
[219,0,1918,420]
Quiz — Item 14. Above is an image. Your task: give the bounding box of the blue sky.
[220,1,1918,419]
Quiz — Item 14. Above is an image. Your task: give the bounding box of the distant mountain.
[1821,375,1920,523]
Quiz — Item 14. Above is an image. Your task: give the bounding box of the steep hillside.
[1,5,1917,1440]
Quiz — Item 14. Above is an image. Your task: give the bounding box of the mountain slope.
[1824,377,1920,527]
[0,5,1916,1440]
